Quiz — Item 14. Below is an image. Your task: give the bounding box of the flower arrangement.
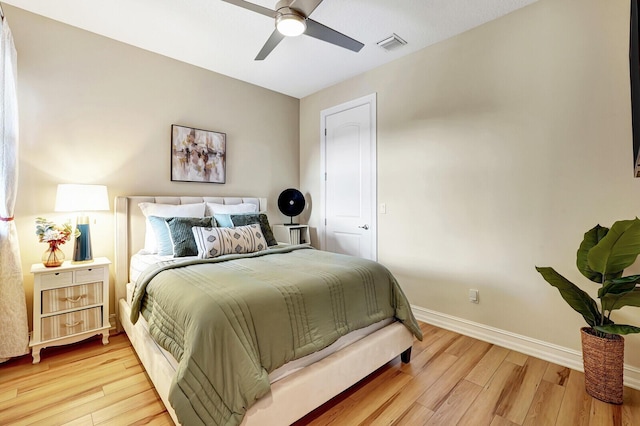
[36,217,80,267]
[35,217,80,247]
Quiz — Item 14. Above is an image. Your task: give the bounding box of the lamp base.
[73,222,93,262]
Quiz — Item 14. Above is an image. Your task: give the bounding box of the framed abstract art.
[171,124,226,183]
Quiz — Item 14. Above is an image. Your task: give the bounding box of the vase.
[42,242,64,267]
[580,327,624,404]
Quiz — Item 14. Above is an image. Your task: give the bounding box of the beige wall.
[6,6,300,325]
[301,0,640,366]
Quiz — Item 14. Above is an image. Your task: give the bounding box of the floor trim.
[411,305,640,390]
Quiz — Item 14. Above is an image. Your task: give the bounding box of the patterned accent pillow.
[166,216,215,257]
[192,224,268,259]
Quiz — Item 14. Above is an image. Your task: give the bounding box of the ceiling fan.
[222,0,364,60]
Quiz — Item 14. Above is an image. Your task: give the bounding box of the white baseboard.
[411,305,640,391]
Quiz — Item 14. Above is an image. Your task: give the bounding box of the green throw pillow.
[229,213,277,246]
[166,216,215,257]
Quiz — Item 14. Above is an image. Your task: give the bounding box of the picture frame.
[171,124,226,183]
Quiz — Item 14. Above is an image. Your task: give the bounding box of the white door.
[321,94,376,260]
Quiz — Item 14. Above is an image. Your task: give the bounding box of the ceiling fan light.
[276,9,306,37]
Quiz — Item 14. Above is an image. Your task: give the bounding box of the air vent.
[377,33,407,51]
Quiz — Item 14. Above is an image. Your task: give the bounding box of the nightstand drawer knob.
[63,295,86,303]
[64,320,83,328]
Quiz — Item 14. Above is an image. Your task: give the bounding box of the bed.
[115,195,420,426]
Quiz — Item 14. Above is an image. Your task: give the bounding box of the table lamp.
[54,184,109,262]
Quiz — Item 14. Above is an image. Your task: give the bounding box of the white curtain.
[0,16,28,362]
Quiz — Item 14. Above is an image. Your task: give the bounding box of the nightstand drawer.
[41,307,103,341]
[75,267,105,283]
[41,282,103,314]
[40,271,73,288]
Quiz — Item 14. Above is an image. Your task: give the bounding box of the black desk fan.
[278,188,305,225]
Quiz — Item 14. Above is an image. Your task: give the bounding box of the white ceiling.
[2,0,538,99]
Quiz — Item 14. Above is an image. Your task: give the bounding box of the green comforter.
[130,245,422,426]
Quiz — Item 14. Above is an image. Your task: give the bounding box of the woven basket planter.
[580,327,624,404]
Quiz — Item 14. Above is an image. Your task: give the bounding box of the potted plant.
[536,218,640,404]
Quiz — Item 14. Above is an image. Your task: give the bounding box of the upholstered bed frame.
[114,195,414,425]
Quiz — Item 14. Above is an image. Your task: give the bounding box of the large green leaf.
[595,323,640,335]
[587,218,640,275]
[577,225,608,283]
[535,266,601,327]
[602,288,640,311]
[598,275,640,298]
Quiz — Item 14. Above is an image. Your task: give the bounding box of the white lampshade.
[55,184,110,212]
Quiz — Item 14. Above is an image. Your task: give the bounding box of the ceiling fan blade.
[221,0,276,18]
[304,19,364,53]
[255,29,286,60]
[289,0,324,16]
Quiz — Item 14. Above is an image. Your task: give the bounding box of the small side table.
[29,257,111,364]
[272,224,310,245]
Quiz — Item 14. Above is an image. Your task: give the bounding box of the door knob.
[358,224,369,230]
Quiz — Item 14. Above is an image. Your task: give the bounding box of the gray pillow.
[166,216,215,257]
[229,213,277,246]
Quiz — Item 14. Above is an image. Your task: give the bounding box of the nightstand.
[29,257,111,364]
[272,224,310,245]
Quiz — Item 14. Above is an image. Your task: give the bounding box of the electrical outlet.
[469,289,479,303]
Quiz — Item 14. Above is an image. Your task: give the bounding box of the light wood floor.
[1,322,639,425]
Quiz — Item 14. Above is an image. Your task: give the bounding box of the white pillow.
[139,202,206,253]
[205,202,258,216]
[192,224,268,259]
